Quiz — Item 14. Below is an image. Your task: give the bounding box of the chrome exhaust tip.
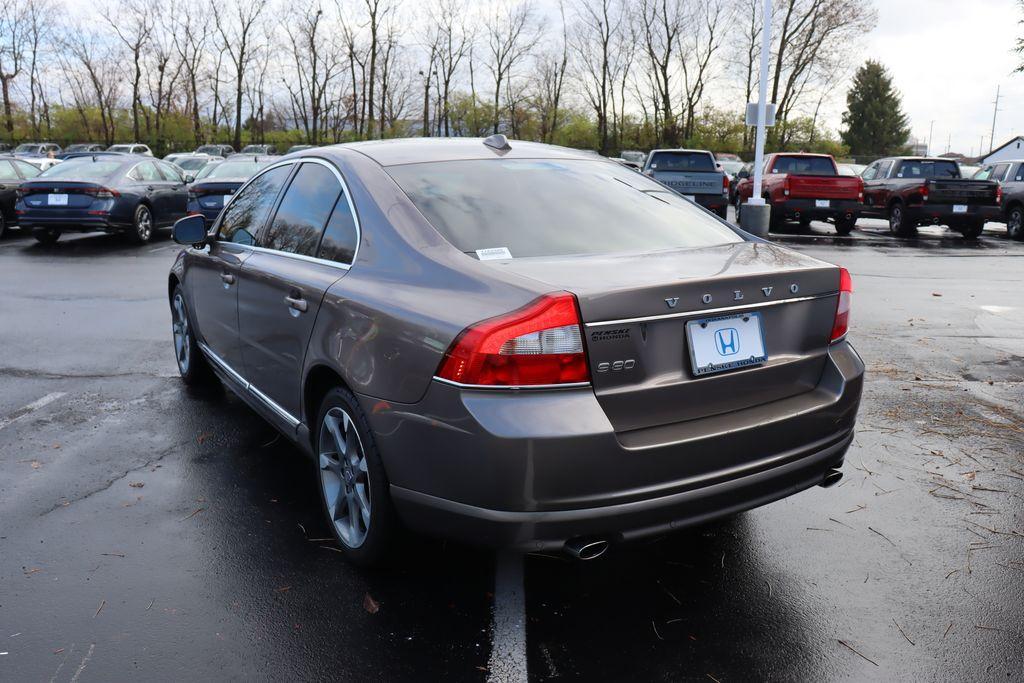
[820,469,843,488]
[564,537,609,561]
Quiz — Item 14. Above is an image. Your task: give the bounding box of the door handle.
[220,272,235,285]
[147,185,156,191]
[285,295,308,313]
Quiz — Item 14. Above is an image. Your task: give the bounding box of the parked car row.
[4,152,275,245]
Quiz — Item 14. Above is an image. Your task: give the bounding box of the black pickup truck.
[973,159,1024,240]
[860,157,1000,239]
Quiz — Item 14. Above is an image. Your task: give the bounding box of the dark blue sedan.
[186,155,274,227]
[16,155,191,245]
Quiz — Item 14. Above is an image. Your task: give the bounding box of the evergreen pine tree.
[841,61,911,157]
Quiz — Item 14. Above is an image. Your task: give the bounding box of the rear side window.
[895,160,960,179]
[771,156,836,175]
[648,152,716,172]
[157,162,183,182]
[261,162,341,256]
[135,162,162,181]
[318,191,359,264]
[387,159,742,259]
[218,165,292,245]
[13,160,40,178]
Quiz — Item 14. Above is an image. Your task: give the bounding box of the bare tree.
[485,0,539,134]
[636,0,683,146]
[24,0,54,139]
[213,0,268,150]
[679,0,729,141]
[533,0,569,143]
[104,0,153,143]
[572,0,627,154]
[0,0,30,136]
[427,0,470,137]
[174,1,212,145]
[283,4,343,144]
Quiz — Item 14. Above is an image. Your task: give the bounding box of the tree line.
[0,0,878,157]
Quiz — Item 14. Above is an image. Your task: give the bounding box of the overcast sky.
[864,0,1024,157]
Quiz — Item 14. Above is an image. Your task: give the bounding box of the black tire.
[1006,206,1024,241]
[960,220,984,240]
[314,386,399,567]
[835,216,857,236]
[170,285,217,386]
[31,227,61,245]
[888,202,915,237]
[0,214,6,239]
[127,204,154,244]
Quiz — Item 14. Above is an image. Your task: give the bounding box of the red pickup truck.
[735,153,863,235]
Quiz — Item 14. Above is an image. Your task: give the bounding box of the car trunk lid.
[19,181,110,210]
[926,179,999,206]
[493,242,841,432]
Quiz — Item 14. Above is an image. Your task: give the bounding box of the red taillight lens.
[857,178,864,201]
[830,267,853,342]
[722,174,730,196]
[783,177,791,196]
[437,293,590,386]
[996,184,1002,205]
[920,183,929,202]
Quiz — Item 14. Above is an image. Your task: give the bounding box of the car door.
[0,160,23,223]
[188,164,293,376]
[156,161,188,222]
[237,159,354,424]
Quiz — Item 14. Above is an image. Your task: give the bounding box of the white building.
[981,136,1024,164]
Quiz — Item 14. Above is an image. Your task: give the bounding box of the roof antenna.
[483,133,511,153]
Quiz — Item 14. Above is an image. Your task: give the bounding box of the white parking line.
[487,551,528,683]
[0,391,66,432]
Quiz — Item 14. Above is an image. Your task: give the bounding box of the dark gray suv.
[168,137,863,565]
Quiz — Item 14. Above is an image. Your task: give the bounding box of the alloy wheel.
[1009,209,1023,240]
[318,408,371,548]
[889,206,902,234]
[136,207,152,241]
[171,292,190,374]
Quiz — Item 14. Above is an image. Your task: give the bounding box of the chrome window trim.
[216,156,361,267]
[197,341,301,428]
[584,292,835,328]
[432,377,591,391]
[219,241,351,271]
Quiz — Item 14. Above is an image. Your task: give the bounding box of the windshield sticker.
[476,247,513,261]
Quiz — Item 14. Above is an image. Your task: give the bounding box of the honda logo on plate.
[714,328,740,356]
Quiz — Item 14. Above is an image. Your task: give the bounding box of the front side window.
[217,165,292,245]
[13,160,41,178]
[261,162,341,256]
[387,159,742,259]
[157,161,183,182]
[0,160,19,180]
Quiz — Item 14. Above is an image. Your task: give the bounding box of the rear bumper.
[367,340,864,552]
[774,198,862,220]
[16,214,127,232]
[693,194,729,213]
[904,203,1000,224]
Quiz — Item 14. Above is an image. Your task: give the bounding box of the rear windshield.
[202,161,263,179]
[896,160,960,179]
[106,145,133,153]
[647,152,716,172]
[387,159,742,259]
[38,160,124,180]
[770,155,836,175]
[15,144,42,154]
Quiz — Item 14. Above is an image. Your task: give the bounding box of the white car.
[107,143,153,156]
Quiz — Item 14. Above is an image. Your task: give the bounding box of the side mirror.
[183,174,195,184]
[738,170,750,179]
[172,214,208,246]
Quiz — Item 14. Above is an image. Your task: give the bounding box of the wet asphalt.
[0,215,1022,681]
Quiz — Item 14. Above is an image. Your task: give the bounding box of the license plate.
[815,199,830,208]
[48,194,68,206]
[953,204,967,213]
[686,312,767,376]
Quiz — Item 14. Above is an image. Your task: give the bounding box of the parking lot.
[0,212,1021,681]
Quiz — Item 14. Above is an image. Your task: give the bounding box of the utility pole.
[989,85,1001,156]
[928,120,935,156]
[946,133,951,155]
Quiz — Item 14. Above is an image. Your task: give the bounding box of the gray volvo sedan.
[168,136,863,565]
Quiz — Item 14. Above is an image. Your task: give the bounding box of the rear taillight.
[436,293,590,387]
[95,188,119,199]
[783,177,791,197]
[857,178,864,201]
[996,184,1002,205]
[830,267,853,343]
[920,183,929,202]
[722,174,730,196]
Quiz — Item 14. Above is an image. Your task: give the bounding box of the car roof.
[332,138,615,167]
[648,148,714,155]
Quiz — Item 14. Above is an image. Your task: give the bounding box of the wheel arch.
[303,364,353,438]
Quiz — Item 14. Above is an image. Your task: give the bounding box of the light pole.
[928,120,935,156]
[740,0,774,237]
